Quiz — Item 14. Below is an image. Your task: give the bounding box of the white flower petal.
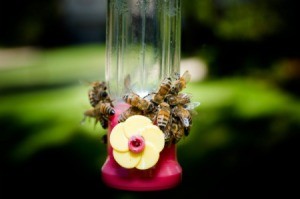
[109,122,129,152]
[136,143,160,170]
[124,115,152,138]
[141,126,165,152]
[113,150,141,169]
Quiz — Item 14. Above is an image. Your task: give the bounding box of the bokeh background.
[1,0,299,198]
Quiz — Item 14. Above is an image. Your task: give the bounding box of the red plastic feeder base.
[101,145,182,191]
[101,103,182,191]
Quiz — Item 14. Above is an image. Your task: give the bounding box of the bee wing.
[181,70,191,84]
[124,74,131,93]
[79,79,93,87]
[80,115,87,125]
[172,71,181,80]
[124,74,140,94]
[185,102,201,110]
[181,118,190,127]
[179,92,193,99]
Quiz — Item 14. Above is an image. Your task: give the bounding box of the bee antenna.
[80,115,86,125]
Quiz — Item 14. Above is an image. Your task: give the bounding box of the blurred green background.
[0,0,299,198]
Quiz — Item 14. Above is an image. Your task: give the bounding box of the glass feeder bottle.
[102,0,182,191]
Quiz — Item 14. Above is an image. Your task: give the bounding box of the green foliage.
[0,44,299,197]
[183,0,283,40]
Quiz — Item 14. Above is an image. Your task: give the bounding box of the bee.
[172,104,192,128]
[83,102,114,128]
[161,115,175,144]
[94,102,115,116]
[166,93,191,106]
[151,77,172,105]
[88,81,109,107]
[144,111,157,123]
[172,101,200,140]
[123,92,155,113]
[82,107,109,129]
[156,102,171,131]
[82,80,115,132]
[118,106,143,123]
[171,120,185,144]
[170,70,191,94]
[184,125,191,137]
[163,128,173,144]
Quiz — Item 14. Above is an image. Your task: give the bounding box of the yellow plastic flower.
[110,115,165,170]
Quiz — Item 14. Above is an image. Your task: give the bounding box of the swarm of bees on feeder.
[120,70,200,145]
[82,70,200,145]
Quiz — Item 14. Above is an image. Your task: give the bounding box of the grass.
[0,44,299,197]
[0,44,106,88]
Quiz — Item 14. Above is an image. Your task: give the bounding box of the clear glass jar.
[105,0,181,101]
[102,0,182,191]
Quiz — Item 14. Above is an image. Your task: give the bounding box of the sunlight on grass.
[179,78,300,159]
[187,78,296,118]
[0,44,106,88]
[0,85,107,160]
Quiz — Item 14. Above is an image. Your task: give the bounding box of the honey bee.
[172,104,192,128]
[166,93,191,106]
[163,127,172,144]
[171,120,185,144]
[171,101,200,140]
[156,102,171,131]
[98,115,109,129]
[82,101,115,128]
[151,77,172,105]
[88,81,108,107]
[82,108,109,129]
[184,125,191,137]
[144,111,157,123]
[170,70,191,94]
[118,106,143,123]
[94,102,115,116]
[123,92,155,113]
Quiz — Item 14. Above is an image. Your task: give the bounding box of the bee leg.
[101,134,108,144]
[80,115,87,125]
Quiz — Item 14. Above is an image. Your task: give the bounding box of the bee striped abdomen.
[118,107,142,123]
[123,92,154,112]
[99,115,108,129]
[157,102,171,130]
[152,77,172,105]
[172,122,184,144]
[98,102,115,116]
